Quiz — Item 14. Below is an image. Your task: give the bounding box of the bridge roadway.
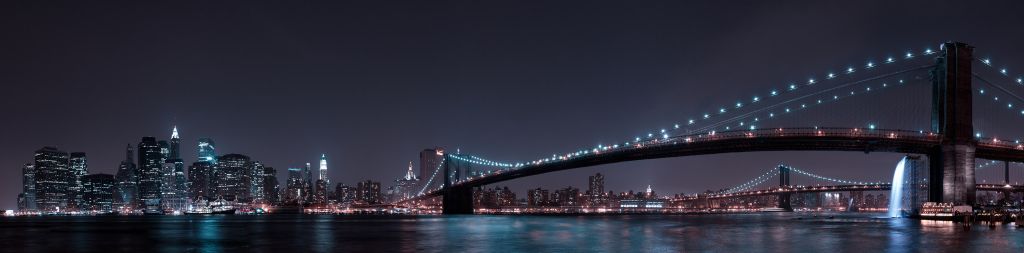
[403,127,1024,203]
[677,183,1024,201]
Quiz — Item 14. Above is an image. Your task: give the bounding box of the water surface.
[1,213,1020,252]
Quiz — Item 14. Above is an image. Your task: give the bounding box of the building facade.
[34,147,70,212]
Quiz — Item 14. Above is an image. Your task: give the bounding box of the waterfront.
[1,213,1022,252]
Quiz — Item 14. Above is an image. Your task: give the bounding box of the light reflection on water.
[0,213,1022,252]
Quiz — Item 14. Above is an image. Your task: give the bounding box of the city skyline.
[4,1,1024,212]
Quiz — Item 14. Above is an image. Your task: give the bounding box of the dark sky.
[3,1,1024,209]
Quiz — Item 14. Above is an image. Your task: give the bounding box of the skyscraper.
[197,137,216,163]
[285,167,306,204]
[250,161,267,203]
[81,174,115,213]
[138,137,163,211]
[169,126,181,160]
[319,154,329,184]
[162,127,187,212]
[419,148,444,183]
[68,152,88,211]
[356,180,382,204]
[161,160,187,212]
[20,163,37,212]
[187,161,214,200]
[34,147,70,212]
[214,154,251,201]
[115,144,138,209]
[393,161,419,201]
[262,166,280,205]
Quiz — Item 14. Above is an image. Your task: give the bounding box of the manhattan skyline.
[4,1,1024,211]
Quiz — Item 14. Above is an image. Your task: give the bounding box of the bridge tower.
[928,41,976,206]
[777,165,792,211]
[442,154,474,214]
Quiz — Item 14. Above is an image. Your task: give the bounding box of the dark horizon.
[4,1,1024,210]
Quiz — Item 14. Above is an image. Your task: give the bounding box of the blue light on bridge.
[1001,69,1008,75]
[806,79,814,85]
[983,58,992,65]
[846,67,855,73]
[827,73,836,79]
[771,90,778,96]
[866,62,875,68]
[886,57,895,63]
[905,52,914,58]
[868,124,875,130]
[688,119,695,124]
[753,96,760,102]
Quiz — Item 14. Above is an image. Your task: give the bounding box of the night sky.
[3,1,1024,210]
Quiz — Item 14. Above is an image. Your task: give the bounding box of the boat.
[185,197,236,215]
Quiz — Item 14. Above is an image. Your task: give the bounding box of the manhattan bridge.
[396,42,1024,214]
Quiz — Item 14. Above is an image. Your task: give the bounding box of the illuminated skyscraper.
[250,161,267,203]
[81,174,115,213]
[115,144,138,209]
[319,154,329,184]
[20,163,37,212]
[68,152,88,211]
[34,146,70,212]
[138,137,163,211]
[214,154,251,201]
[285,167,306,204]
[262,166,280,205]
[197,138,216,163]
[169,126,181,160]
[419,148,444,183]
[187,161,214,200]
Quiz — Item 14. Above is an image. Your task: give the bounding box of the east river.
[1,213,1021,252]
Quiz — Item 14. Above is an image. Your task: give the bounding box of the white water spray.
[888,157,907,218]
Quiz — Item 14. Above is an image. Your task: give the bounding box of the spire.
[125,143,133,163]
[405,161,416,180]
[646,185,652,194]
[171,126,179,139]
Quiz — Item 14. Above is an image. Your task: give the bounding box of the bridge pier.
[778,165,792,211]
[928,41,976,206]
[441,154,474,214]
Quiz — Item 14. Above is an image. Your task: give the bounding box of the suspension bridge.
[397,42,1024,214]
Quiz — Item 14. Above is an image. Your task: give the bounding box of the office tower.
[319,154,329,185]
[197,137,216,163]
[335,183,355,203]
[285,167,305,204]
[313,179,328,204]
[20,163,37,212]
[262,166,280,205]
[250,161,267,203]
[588,173,604,195]
[137,137,163,210]
[356,180,382,204]
[527,188,549,207]
[68,152,88,211]
[34,147,70,212]
[303,162,313,201]
[158,140,170,163]
[419,148,444,183]
[393,162,419,200]
[161,159,187,212]
[169,126,180,160]
[214,154,251,201]
[115,144,138,209]
[81,174,115,212]
[187,161,214,200]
